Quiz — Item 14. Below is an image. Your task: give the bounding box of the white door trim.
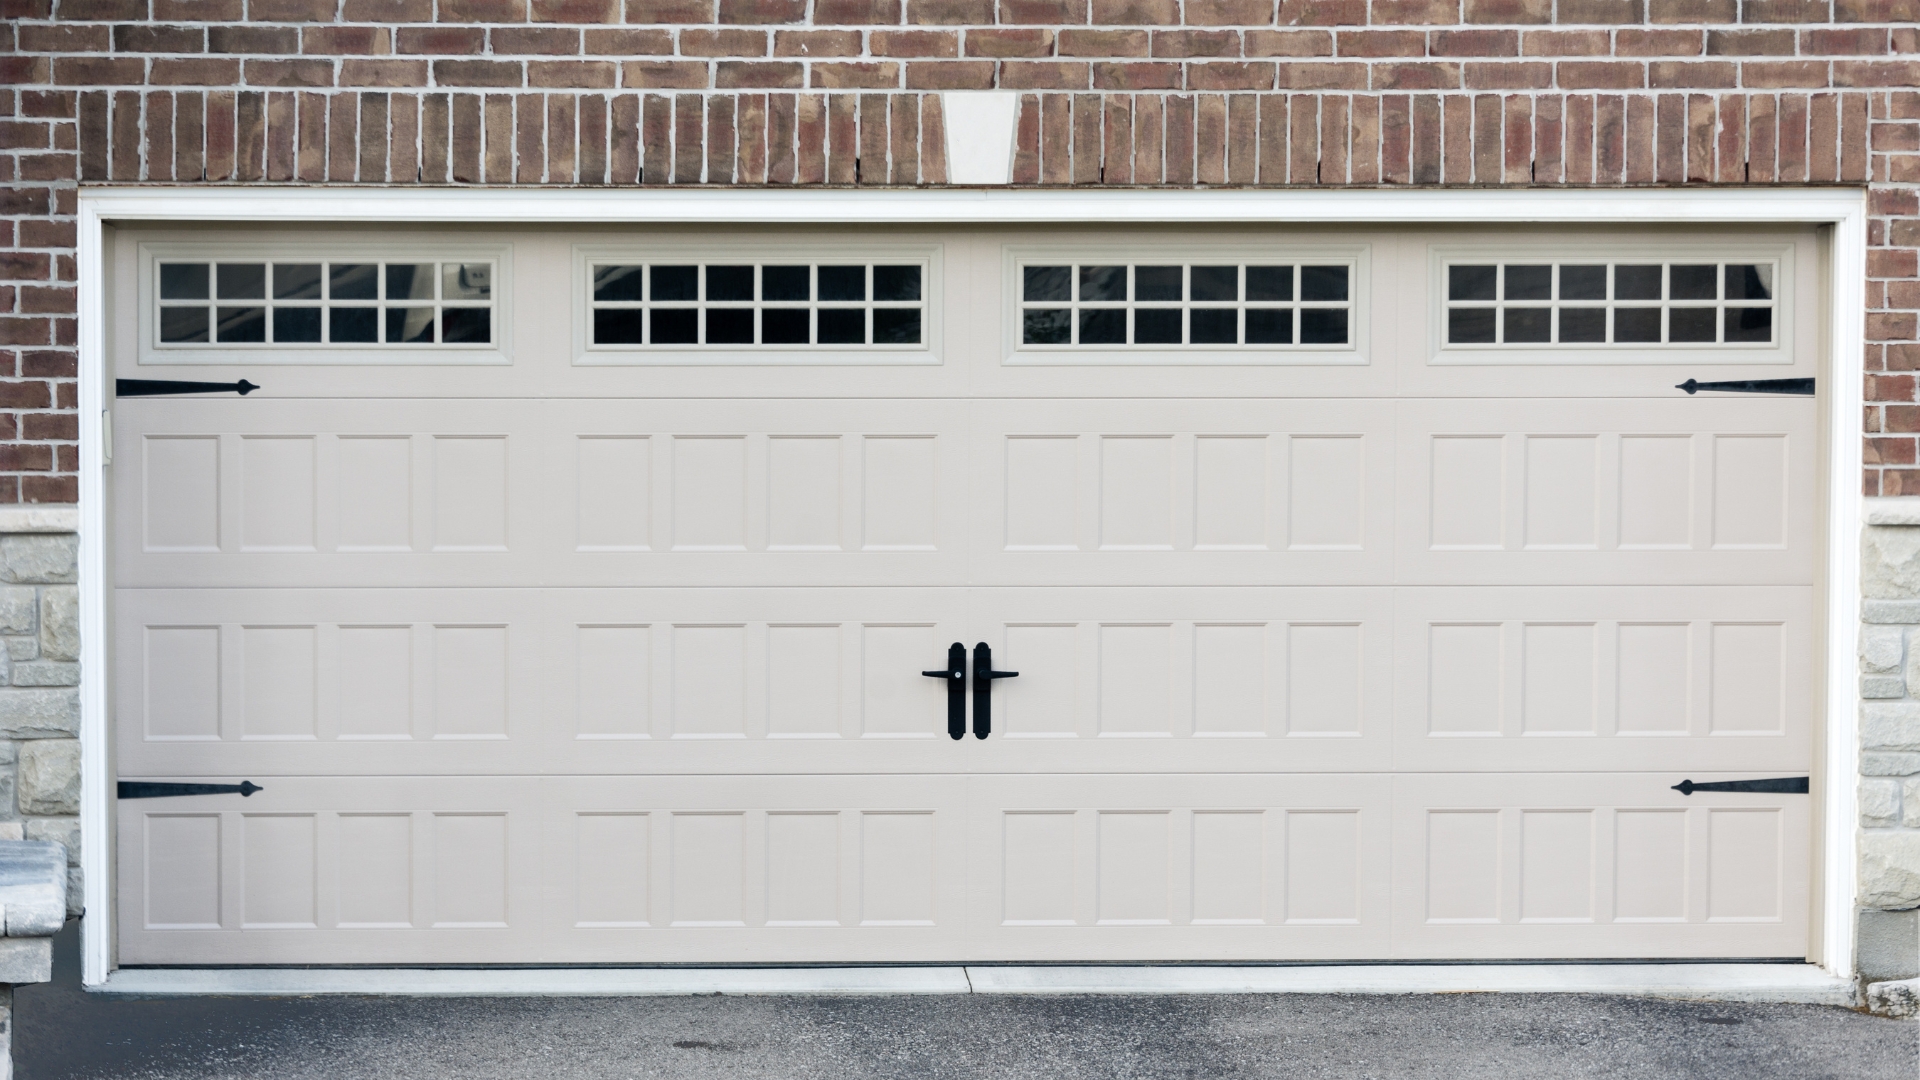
[75,186,1868,990]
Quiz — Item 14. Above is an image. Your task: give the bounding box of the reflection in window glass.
[154,258,497,347]
[1443,260,1778,347]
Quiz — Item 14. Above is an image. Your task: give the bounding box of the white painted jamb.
[74,186,1871,991]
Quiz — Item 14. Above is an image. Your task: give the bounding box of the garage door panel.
[1392,587,1813,772]
[1396,399,1816,585]
[964,774,1393,961]
[1391,775,1810,959]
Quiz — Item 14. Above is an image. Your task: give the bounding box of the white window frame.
[75,187,1866,995]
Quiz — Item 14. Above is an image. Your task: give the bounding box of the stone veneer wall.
[1859,496,1920,981]
[0,512,81,925]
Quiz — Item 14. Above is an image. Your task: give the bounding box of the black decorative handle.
[971,642,1018,740]
[1676,378,1813,397]
[118,780,263,799]
[922,642,967,741]
[117,378,259,397]
[1671,776,1809,796]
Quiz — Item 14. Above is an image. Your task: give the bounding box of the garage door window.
[588,262,926,348]
[156,259,495,347]
[1442,261,1777,347]
[1018,262,1353,348]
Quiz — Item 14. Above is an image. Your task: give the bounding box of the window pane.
[1245,308,1292,345]
[1079,308,1125,343]
[593,265,645,302]
[1023,266,1070,303]
[594,308,646,345]
[705,306,754,343]
[651,308,698,344]
[329,264,378,301]
[1135,265,1182,301]
[441,307,491,344]
[1023,308,1070,345]
[1558,308,1606,342]
[1615,265,1663,300]
[818,308,865,344]
[1449,265,1496,302]
[330,306,378,343]
[1246,266,1293,302]
[160,306,210,343]
[761,308,810,344]
[1299,308,1348,344]
[442,262,491,300]
[1134,308,1182,344]
[761,265,810,302]
[273,263,322,300]
[1079,266,1127,302]
[1191,266,1237,302]
[217,264,266,300]
[386,263,435,302]
[873,308,921,345]
[1300,265,1349,302]
[706,265,754,303]
[1614,307,1662,342]
[1504,265,1551,302]
[819,266,865,302]
[873,265,921,302]
[1503,307,1551,343]
[1190,308,1237,344]
[273,306,321,343]
[1559,265,1607,300]
[386,307,435,343]
[1669,307,1716,342]
[1670,264,1717,300]
[651,265,698,301]
[1725,306,1773,343]
[1448,308,1495,344]
[160,263,210,300]
[1726,264,1772,300]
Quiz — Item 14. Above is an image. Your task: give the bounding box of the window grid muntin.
[154,259,496,347]
[1017,261,1356,348]
[587,262,928,348]
[1441,260,1778,347]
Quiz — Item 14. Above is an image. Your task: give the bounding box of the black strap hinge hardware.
[117,379,259,398]
[1671,776,1809,796]
[1676,378,1814,397]
[118,780,263,799]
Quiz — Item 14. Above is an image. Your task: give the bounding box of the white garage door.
[110,223,1822,966]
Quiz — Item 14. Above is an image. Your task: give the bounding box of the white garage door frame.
[73,186,1868,993]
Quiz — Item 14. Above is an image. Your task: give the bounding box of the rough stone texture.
[1864,703,1920,751]
[1862,625,1904,673]
[1862,778,1901,828]
[0,540,75,588]
[37,590,76,667]
[16,743,77,819]
[0,693,76,742]
[9,665,76,690]
[0,841,69,939]
[1863,675,1904,699]
[1863,526,1920,600]
[1857,907,1920,983]
[1866,976,1920,1018]
[1859,518,1920,980]
[0,595,36,642]
[1861,832,1920,910]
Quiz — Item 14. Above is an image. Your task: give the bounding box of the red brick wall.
[2,1,1917,497]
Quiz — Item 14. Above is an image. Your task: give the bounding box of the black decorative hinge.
[1676,378,1814,397]
[117,780,263,799]
[116,379,259,398]
[1671,776,1809,796]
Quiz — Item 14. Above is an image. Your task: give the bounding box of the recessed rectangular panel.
[1193,624,1266,736]
[862,624,933,738]
[1615,809,1687,921]
[1002,625,1078,737]
[1707,809,1782,921]
[337,436,412,551]
[1191,811,1264,924]
[861,812,936,925]
[337,814,412,927]
[1194,436,1266,550]
[576,436,650,550]
[766,812,838,925]
[145,626,220,740]
[1523,436,1596,549]
[240,437,316,551]
[1618,435,1692,549]
[1002,812,1076,925]
[1289,435,1364,550]
[242,815,317,928]
[576,625,650,738]
[769,625,840,737]
[337,627,411,739]
[1521,624,1596,735]
[1099,624,1172,736]
[1426,810,1500,923]
[1289,624,1362,736]
[862,436,936,551]
[1429,436,1504,550]
[768,436,841,550]
[145,814,221,928]
[1286,810,1360,923]
[1710,623,1784,733]
[671,813,745,926]
[432,436,508,551]
[144,436,221,552]
[432,813,508,927]
[671,436,747,551]
[1711,435,1787,549]
[576,813,650,926]
[433,626,507,738]
[242,626,316,740]
[1519,811,1592,922]
[1100,436,1173,550]
[1428,624,1502,735]
[671,625,747,738]
[1617,623,1690,735]
[1097,811,1170,924]
[1005,436,1077,550]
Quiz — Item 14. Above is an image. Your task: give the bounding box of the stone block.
[0,690,77,739]
[0,589,35,638]
[66,865,80,918]
[0,939,50,983]
[1867,977,1920,1018]
[1864,599,1920,624]
[38,587,76,663]
[1907,778,1920,829]
[1865,752,1920,776]
[12,662,78,687]
[1863,778,1902,827]
[0,840,69,937]
[1864,702,1920,750]
[0,535,75,586]
[1861,831,1920,909]
[23,819,77,864]
[1862,625,1906,674]
[19,740,78,816]
[1863,675,1906,698]
[7,638,38,662]
[1865,525,1920,599]
[1860,908,1920,982]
